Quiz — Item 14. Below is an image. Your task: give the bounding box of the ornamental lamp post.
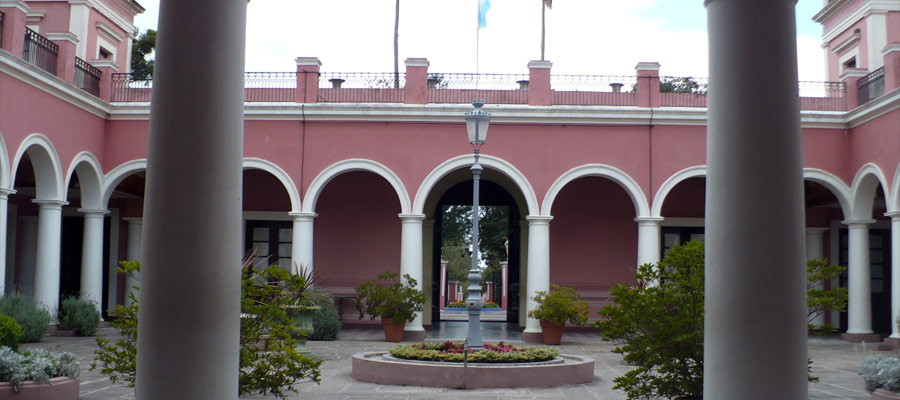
[464,100,490,349]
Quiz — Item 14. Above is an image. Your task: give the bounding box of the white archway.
[542,164,649,217]
[302,159,411,214]
[651,165,706,217]
[849,163,891,220]
[803,168,853,219]
[0,132,11,190]
[101,159,147,209]
[890,162,900,213]
[243,157,301,212]
[413,154,539,216]
[11,134,64,201]
[65,152,104,210]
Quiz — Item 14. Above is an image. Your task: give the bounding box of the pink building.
[0,0,898,353]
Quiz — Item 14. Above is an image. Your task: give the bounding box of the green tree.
[130,29,156,80]
[440,205,509,289]
[659,76,707,94]
[806,258,847,333]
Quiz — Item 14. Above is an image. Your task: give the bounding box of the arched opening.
[421,167,528,328]
[659,176,706,255]
[9,152,41,295]
[312,171,404,326]
[549,176,640,324]
[103,170,145,315]
[59,157,105,302]
[242,168,293,269]
[802,180,847,332]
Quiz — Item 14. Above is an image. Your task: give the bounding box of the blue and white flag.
[478,0,491,28]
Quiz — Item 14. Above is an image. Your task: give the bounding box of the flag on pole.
[478,0,491,29]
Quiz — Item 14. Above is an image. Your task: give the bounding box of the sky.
[133,0,829,81]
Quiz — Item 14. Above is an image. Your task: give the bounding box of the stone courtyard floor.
[21,322,878,399]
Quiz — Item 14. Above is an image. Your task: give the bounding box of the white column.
[805,227,829,327]
[135,0,247,396]
[886,211,900,338]
[845,219,875,334]
[399,213,426,335]
[18,216,38,293]
[0,189,15,294]
[635,216,663,266]
[123,217,142,306]
[79,209,108,305]
[524,215,551,338]
[33,200,66,318]
[705,0,807,397]
[422,219,435,325]
[289,212,316,275]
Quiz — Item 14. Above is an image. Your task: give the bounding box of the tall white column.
[79,209,108,305]
[635,216,663,266]
[33,200,66,319]
[705,0,807,397]
[123,217,142,306]
[523,215,551,342]
[399,213,426,338]
[845,219,875,336]
[289,212,316,275]
[135,0,247,397]
[422,219,435,325]
[887,212,900,339]
[0,189,15,294]
[805,227,829,327]
[18,216,39,293]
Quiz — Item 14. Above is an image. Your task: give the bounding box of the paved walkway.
[21,322,876,399]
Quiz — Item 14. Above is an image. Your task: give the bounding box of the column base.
[521,331,543,344]
[403,330,426,342]
[840,332,881,343]
[884,337,900,349]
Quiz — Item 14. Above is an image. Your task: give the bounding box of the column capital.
[885,211,900,220]
[78,208,110,216]
[805,227,829,234]
[123,217,143,225]
[634,216,664,225]
[842,219,876,227]
[31,199,67,209]
[289,211,317,221]
[398,213,426,222]
[0,188,16,200]
[526,215,553,225]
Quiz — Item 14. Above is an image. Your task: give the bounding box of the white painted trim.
[838,47,860,73]
[96,36,117,64]
[832,32,860,56]
[65,151,104,210]
[60,0,137,37]
[884,43,900,55]
[651,165,706,217]
[822,1,900,44]
[846,87,900,128]
[413,154,539,216]
[25,11,45,22]
[45,32,79,44]
[243,211,291,221]
[242,157,301,213]
[527,60,552,69]
[96,22,124,43]
[634,62,661,71]
[804,168,853,219]
[404,58,429,67]
[295,57,321,67]
[68,2,90,59]
[866,12,888,70]
[541,164,649,217]
[302,159,411,214]
[891,162,900,213]
[813,0,851,23]
[101,159,146,209]
[0,132,11,190]
[11,134,64,202]
[849,163,891,220]
[0,0,30,13]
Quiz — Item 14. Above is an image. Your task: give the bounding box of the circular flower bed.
[389,341,558,363]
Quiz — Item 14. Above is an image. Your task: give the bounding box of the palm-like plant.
[541,0,552,61]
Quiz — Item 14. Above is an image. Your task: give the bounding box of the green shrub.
[447,301,466,308]
[389,341,558,363]
[527,284,589,326]
[307,291,341,341]
[0,314,23,350]
[0,293,51,343]
[861,353,900,393]
[354,272,427,324]
[0,346,79,391]
[58,297,100,336]
[483,301,500,309]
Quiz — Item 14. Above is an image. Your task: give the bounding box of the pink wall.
[244,120,303,192]
[804,128,850,182]
[24,3,70,34]
[549,177,638,323]
[889,12,900,45]
[822,0,867,33]
[827,19,868,81]
[848,110,900,184]
[649,125,706,203]
[86,9,130,69]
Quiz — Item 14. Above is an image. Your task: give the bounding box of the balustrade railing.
[111,73,152,102]
[427,73,529,104]
[799,81,845,111]
[551,75,637,106]
[74,57,101,97]
[245,72,296,102]
[857,67,885,106]
[317,72,405,103]
[23,28,58,75]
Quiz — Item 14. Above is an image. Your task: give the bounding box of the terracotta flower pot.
[873,389,900,400]
[539,320,564,345]
[0,377,79,400]
[382,317,405,342]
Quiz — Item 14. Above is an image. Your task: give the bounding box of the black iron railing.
[551,75,637,106]
[799,81,845,111]
[111,73,152,102]
[23,28,58,75]
[427,73,529,104]
[318,72,405,103]
[0,11,5,48]
[857,67,885,106]
[74,57,101,97]
[245,72,296,102]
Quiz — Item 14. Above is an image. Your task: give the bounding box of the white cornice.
[115,0,144,15]
[25,11,45,22]
[31,0,138,35]
[813,0,851,24]
[846,87,900,128]
[832,31,860,55]
[45,32,79,44]
[96,22,124,42]
[822,1,900,44]
[0,0,30,13]
[0,49,110,118]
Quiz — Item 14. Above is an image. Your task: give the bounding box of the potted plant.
[527,284,589,345]
[0,347,80,399]
[354,272,427,342]
[861,353,900,399]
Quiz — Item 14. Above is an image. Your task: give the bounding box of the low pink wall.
[848,110,900,184]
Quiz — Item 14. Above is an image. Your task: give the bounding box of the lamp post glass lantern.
[464,100,490,349]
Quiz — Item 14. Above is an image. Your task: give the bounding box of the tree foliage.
[659,76,707,94]
[806,258,847,333]
[440,205,509,287]
[130,29,156,80]
[354,272,426,324]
